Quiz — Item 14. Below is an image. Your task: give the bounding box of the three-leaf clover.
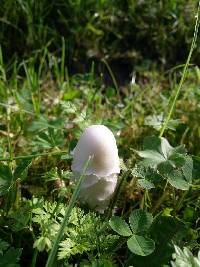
[109,209,155,256]
[134,136,193,190]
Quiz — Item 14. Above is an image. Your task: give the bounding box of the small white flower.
[71,125,120,212]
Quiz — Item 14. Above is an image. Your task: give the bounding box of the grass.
[159,0,200,137]
[0,46,199,266]
[0,0,198,68]
[0,1,200,266]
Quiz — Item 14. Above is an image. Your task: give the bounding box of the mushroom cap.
[72,125,120,176]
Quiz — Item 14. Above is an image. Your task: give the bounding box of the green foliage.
[0,59,199,266]
[171,245,200,267]
[13,159,32,180]
[58,209,119,260]
[0,4,199,265]
[80,259,117,267]
[0,0,198,68]
[109,209,155,256]
[34,236,52,252]
[32,202,118,262]
[32,201,60,252]
[0,238,9,254]
[129,209,153,234]
[127,215,187,267]
[28,116,65,132]
[145,113,181,131]
[127,235,155,257]
[31,129,65,150]
[0,164,13,196]
[132,165,161,190]
[0,239,22,267]
[134,136,193,190]
[10,203,32,232]
[0,160,31,196]
[108,216,132,237]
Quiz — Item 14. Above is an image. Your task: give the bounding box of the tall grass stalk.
[159,1,200,137]
[45,156,91,267]
[101,58,120,100]
[23,62,40,115]
[61,37,65,84]
[156,1,200,212]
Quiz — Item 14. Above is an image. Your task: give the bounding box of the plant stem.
[140,189,150,210]
[152,181,168,213]
[30,249,38,267]
[45,156,91,267]
[0,151,68,161]
[101,58,120,100]
[173,189,189,215]
[106,170,130,218]
[159,1,200,137]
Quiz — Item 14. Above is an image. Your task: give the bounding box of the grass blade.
[45,156,91,267]
[159,1,200,137]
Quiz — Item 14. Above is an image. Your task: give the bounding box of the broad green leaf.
[127,215,186,267]
[158,160,190,190]
[137,136,187,168]
[182,156,193,182]
[136,150,165,166]
[136,136,193,190]
[136,136,173,167]
[0,165,13,196]
[165,170,190,190]
[143,136,173,157]
[109,216,132,236]
[129,209,153,234]
[127,234,155,256]
[168,153,186,167]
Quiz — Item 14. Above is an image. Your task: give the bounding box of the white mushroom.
[71,125,120,212]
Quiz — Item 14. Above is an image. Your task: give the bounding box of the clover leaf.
[109,209,155,256]
[134,136,193,190]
